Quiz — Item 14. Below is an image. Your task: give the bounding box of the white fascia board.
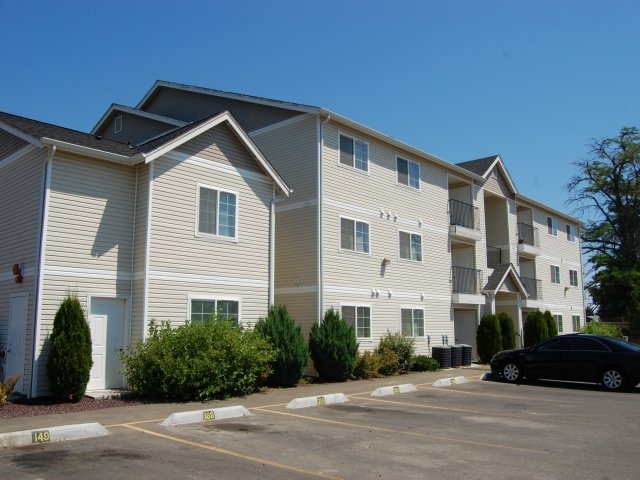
[90,104,189,135]
[319,108,482,182]
[40,137,143,165]
[485,155,518,195]
[0,121,42,147]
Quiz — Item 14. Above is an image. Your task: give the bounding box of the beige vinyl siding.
[98,112,177,145]
[0,129,29,160]
[131,163,150,344]
[143,88,305,132]
[483,167,513,197]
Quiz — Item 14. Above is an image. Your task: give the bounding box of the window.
[190,299,239,324]
[401,308,425,337]
[339,134,369,172]
[550,265,560,284]
[399,231,422,261]
[342,305,371,339]
[569,269,579,287]
[572,315,581,331]
[553,314,563,333]
[547,216,558,236]
[397,157,420,189]
[566,224,576,242]
[114,115,123,134]
[340,217,369,253]
[198,186,237,239]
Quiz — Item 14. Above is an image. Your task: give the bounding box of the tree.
[497,312,516,350]
[476,314,502,364]
[523,311,549,347]
[567,127,640,322]
[308,309,358,382]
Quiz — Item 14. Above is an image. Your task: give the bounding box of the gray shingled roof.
[456,156,499,176]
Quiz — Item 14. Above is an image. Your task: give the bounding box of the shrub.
[309,309,358,382]
[476,314,502,363]
[497,312,516,351]
[375,331,415,374]
[0,374,20,405]
[255,305,308,387]
[579,322,623,338]
[543,310,558,337]
[120,318,275,401]
[352,351,384,379]
[47,295,93,402]
[410,355,440,372]
[523,311,549,347]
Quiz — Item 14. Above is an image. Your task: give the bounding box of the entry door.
[7,293,29,393]
[88,298,125,390]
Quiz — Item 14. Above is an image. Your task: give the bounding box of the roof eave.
[41,137,144,165]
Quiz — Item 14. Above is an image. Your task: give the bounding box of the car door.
[564,337,610,382]
[525,337,573,380]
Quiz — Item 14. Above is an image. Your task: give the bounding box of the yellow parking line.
[121,423,344,480]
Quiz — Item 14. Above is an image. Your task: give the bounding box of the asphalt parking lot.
[2,369,639,479]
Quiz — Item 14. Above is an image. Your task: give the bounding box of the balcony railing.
[520,276,543,300]
[517,222,540,247]
[486,246,503,269]
[451,266,483,294]
[449,199,479,230]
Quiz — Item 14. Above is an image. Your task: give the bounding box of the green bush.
[375,331,415,374]
[523,311,549,347]
[579,322,623,338]
[120,318,275,401]
[543,310,558,337]
[0,374,20,405]
[410,355,440,372]
[351,350,391,379]
[255,305,308,387]
[47,295,93,402]
[476,314,503,363]
[497,312,516,350]
[309,309,358,382]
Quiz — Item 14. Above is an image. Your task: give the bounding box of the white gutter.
[41,137,145,165]
[317,114,331,322]
[30,145,55,398]
[142,162,154,340]
[269,188,276,308]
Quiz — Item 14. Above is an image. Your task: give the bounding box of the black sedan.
[490,334,640,391]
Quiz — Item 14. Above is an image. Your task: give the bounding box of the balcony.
[517,222,541,257]
[451,266,484,305]
[521,276,543,309]
[449,199,482,243]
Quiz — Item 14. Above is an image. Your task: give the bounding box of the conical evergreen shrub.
[309,309,358,382]
[523,311,549,347]
[47,295,93,402]
[497,312,516,350]
[255,305,308,387]
[476,314,502,363]
[543,310,558,337]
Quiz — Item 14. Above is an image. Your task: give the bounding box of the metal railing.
[449,199,479,230]
[486,246,502,269]
[517,222,540,247]
[520,276,543,300]
[451,266,483,294]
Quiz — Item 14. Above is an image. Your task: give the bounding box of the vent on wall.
[114,115,123,134]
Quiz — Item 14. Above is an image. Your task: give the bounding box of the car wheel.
[501,362,522,383]
[601,368,625,391]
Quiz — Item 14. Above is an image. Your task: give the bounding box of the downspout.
[269,187,276,308]
[317,114,331,322]
[129,164,138,349]
[142,162,154,340]
[31,144,55,398]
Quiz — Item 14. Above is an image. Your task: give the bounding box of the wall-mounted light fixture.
[381,257,390,266]
[12,263,23,284]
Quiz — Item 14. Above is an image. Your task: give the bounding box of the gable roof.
[457,154,518,194]
[91,104,188,136]
[483,263,528,297]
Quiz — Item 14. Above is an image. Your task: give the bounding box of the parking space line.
[121,423,345,479]
[253,406,549,454]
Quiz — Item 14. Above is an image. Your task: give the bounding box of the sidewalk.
[0,365,489,439]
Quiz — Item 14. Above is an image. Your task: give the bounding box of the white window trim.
[550,264,561,284]
[341,303,372,340]
[572,315,581,331]
[569,269,579,287]
[339,216,371,255]
[398,229,423,263]
[566,224,576,242]
[188,294,242,324]
[547,216,558,236]
[553,313,563,333]
[400,306,426,338]
[114,115,123,134]
[396,155,421,191]
[195,183,239,242]
[338,132,370,173]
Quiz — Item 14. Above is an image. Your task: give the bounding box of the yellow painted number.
[450,378,457,385]
[393,386,401,394]
[316,396,326,406]
[202,410,216,421]
[31,430,51,444]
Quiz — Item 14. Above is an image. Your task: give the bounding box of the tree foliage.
[523,311,549,347]
[308,309,358,382]
[567,127,640,322]
[476,314,502,363]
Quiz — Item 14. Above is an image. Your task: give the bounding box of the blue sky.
[2,0,638,216]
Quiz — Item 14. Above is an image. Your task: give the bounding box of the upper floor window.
[566,224,576,242]
[114,115,123,134]
[399,230,422,262]
[397,157,420,189]
[550,265,561,284]
[198,186,237,239]
[569,269,579,286]
[547,216,558,236]
[342,305,371,339]
[340,217,370,253]
[191,298,240,324]
[401,308,425,337]
[339,134,369,172]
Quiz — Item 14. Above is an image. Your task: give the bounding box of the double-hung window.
[401,308,425,337]
[553,314,563,333]
[399,231,422,261]
[572,315,581,331]
[342,305,371,339]
[397,157,420,189]
[566,224,576,242]
[198,186,237,239]
[550,265,561,284]
[547,216,558,236]
[339,134,369,172]
[569,269,579,287]
[340,217,369,253]
[190,298,240,324]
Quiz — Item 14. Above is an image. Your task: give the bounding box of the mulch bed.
[0,395,146,419]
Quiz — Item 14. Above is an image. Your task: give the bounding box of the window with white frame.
[340,217,370,253]
[339,134,369,172]
[572,315,581,331]
[547,216,558,236]
[401,308,425,337]
[553,314,563,333]
[396,156,420,189]
[190,298,240,324]
[566,224,576,242]
[550,265,560,284]
[341,305,371,339]
[569,269,579,287]
[198,186,237,239]
[114,115,123,134]
[399,230,422,261]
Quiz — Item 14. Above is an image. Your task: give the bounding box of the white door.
[7,293,29,394]
[454,309,478,356]
[88,298,125,390]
